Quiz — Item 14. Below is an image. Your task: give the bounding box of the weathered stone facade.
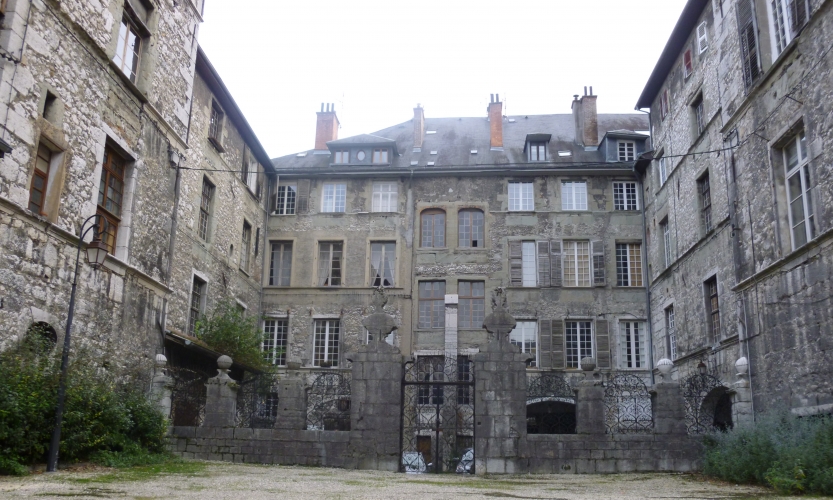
[637,0,833,416]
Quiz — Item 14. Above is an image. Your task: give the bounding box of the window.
[97,146,126,253]
[661,219,673,267]
[263,319,288,366]
[418,281,445,329]
[370,242,395,287]
[458,209,484,248]
[356,150,366,161]
[509,240,562,288]
[458,281,485,329]
[273,184,296,215]
[613,182,638,211]
[563,241,590,287]
[565,320,593,369]
[240,221,252,273]
[334,150,349,164]
[528,142,546,161]
[198,177,213,241]
[417,356,444,405]
[188,275,206,335]
[313,319,340,367]
[28,143,52,215]
[372,148,389,164]
[208,102,224,148]
[113,16,142,83]
[561,181,587,211]
[318,242,343,286]
[660,90,669,120]
[457,356,472,405]
[269,241,292,286]
[769,0,808,56]
[508,181,533,211]
[620,321,646,369]
[738,0,761,88]
[705,277,720,342]
[683,49,693,78]
[693,95,706,136]
[699,173,712,232]
[521,241,537,287]
[420,209,445,248]
[509,321,538,367]
[658,157,668,186]
[372,182,397,212]
[241,152,258,194]
[618,141,635,162]
[783,131,815,248]
[321,183,346,212]
[616,243,643,287]
[666,306,677,360]
[697,21,709,53]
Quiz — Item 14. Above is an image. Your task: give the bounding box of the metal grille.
[236,373,280,429]
[527,373,576,434]
[681,372,729,434]
[401,356,474,473]
[169,366,210,427]
[603,374,653,433]
[306,371,351,431]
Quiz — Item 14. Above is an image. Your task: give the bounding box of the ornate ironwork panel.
[401,355,474,473]
[526,373,576,434]
[306,371,351,431]
[236,373,280,429]
[603,374,653,433]
[169,366,210,427]
[681,373,729,434]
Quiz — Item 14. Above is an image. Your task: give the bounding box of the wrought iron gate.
[401,356,474,473]
[236,373,280,429]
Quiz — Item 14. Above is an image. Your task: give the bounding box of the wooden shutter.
[549,240,562,287]
[296,179,311,214]
[697,22,708,53]
[538,319,552,368]
[595,319,610,369]
[790,0,808,35]
[591,240,605,286]
[737,0,760,88]
[536,241,551,288]
[551,320,565,369]
[509,241,523,287]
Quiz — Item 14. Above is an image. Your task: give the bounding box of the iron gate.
[401,356,474,473]
[236,373,280,429]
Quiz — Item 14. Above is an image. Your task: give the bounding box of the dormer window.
[372,148,389,164]
[618,141,635,162]
[528,142,546,162]
[334,150,349,164]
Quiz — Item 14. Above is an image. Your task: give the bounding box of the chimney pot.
[496,93,500,102]
[573,95,580,101]
[584,86,588,96]
[590,86,593,95]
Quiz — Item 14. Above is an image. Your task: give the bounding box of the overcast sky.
[198,1,687,158]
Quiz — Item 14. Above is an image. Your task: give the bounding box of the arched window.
[24,321,57,353]
[458,209,484,248]
[421,209,445,248]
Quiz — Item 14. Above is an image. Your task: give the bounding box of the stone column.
[651,382,688,435]
[730,357,753,426]
[474,288,528,475]
[151,354,173,419]
[274,364,307,430]
[444,294,458,356]
[203,355,238,428]
[575,358,606,435]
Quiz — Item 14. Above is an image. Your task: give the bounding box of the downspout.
[261,172,274,317]
[635,106,655,385]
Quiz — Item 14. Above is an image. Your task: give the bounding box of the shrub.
[703,409,833,495]
[194,300,270,370]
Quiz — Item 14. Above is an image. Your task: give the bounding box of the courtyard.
[0,461,802,499]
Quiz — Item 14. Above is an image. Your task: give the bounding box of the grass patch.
[71,459,207,484]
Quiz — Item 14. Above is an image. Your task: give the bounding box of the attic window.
[470,149,477,154]
[528,142,546,162]
[426,130,437,135]
[557,151,572,157]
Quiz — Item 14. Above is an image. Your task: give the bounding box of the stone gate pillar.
[203,355,238,427]
[274,364,307,430]
[474,288,529,475]
[151,353,173,419]
[575,358,606,435]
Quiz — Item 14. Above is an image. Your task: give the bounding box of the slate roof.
[271,112,648,173]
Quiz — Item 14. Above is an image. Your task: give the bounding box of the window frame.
[565,320,594,369]
[458,281,485,329]
[262,318,288,366]
[615,243,643,287]
[321,183,346,213]
[334,150,349,164]
[418,281,445,329]
[661,219,672,267]
[665,305,677,360]
[561,181,588,211]
[208,101,224,150]
[420,209,446,248]
[509,321,538,367]
[527,141,546,162]
[699,173,713,233]
[768,0,809,57]
[693,95,706,136]
[269,241,292,286]
[562,240,591,287]
[198,176,214,241]
[113,14,144,84]
[658,156,668,186]
[370,241,396,287]
[313,319,340,367]
[508,181,534,211]
[620,321,646,369]
[458,209,485,248]
[28,142,52,216]
[240,221,252,273]
[613,181,639,211]
[660,90,669,120]
[273,184,297,215]
[617,141,635,162]
[705,277,720,343]
[317,241,343,287]
[782,130,815,249]
[697,21,709,53]
[188,275,206,335]
[96,145,126,254]
[683,49,693,78]
[372,182,398,212]
[372,148,390,164]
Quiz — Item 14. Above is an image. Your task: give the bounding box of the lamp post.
[46,214,109,472]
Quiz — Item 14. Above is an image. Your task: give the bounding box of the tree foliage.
[194,300,270,371]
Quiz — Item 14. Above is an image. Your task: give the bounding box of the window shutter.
[790,0,808,35]
[538,319,552,368]
[549,240,562,287]
[509,241,523,287]
[591,240,605,286]
[536,241,551,288]
[551,320,565,369]
[297,179,311,214]
[595,319,610,369]
[697,22,708,53]
[737,0,761,88]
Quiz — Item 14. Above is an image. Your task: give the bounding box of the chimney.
[573,87,598,147]
[413,104,425,149]
[488,93,503,150]
[314,103,339,151]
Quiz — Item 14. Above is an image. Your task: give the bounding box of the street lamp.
[46,214,108,472]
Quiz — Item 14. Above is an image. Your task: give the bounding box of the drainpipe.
[634,106,655,385]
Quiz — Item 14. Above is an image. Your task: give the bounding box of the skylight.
[471,149,477,154]
[426,130,437,135]
[410,160,418,166]
[296,152,307,157]
[557,151,572,157]
[427,161,435,166]
[430,151,438,155]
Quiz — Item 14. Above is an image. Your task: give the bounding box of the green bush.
[0,337,167,475]
[703,409,833,495]
[194,300,270,370]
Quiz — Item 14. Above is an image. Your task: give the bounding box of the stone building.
[636,0,833,418]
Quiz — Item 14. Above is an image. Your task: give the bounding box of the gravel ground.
[0,462,807,500]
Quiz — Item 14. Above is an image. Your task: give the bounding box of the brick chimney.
[572,87,598,147]
[413,104,425,149]
[488,94,503,150]
[314,103,339,151]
